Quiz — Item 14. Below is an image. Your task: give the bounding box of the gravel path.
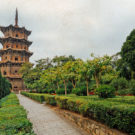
[17,94,88,135]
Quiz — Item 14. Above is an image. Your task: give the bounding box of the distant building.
[0,9,33,93]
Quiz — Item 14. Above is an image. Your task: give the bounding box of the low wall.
[53,107,127,135]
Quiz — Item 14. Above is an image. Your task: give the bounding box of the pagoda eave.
[0,25,31,36]
[0,48,33,56]
[0,37,32,46]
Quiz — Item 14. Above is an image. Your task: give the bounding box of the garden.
[21,92,135,135]
[19,29,135,135]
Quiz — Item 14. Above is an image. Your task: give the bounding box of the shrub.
[129,80,135,95]
[118,78,128,90]
[56,89,70,95]
[44,95,57,106]
[29,90,35,93]
[101,73,117,84]
[72,86,87,96]
[80,86,88,96]
[80,101,135,134]
[42,89,49,93]
[72,88,81,95]
[117,89,132,96]
[96,85,115,98]
[36,89,43,93]
[21,92,135,134]
[110,79,119,90]
[55,96,70,109]
[21,92,44,103]
[48,89,55,94]
[89,82,96,91]
[67,98,85,113]
[36,89,49,93]
[56,89,65,95]
[111,78,128,90]
[106,96,135,104]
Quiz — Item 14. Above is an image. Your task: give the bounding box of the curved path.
[17,94,88,135]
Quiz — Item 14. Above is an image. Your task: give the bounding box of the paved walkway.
[17,94,88,135]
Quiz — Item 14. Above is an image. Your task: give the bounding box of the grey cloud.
[0,0,135,62]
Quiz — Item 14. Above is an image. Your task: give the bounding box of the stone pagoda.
[0,9,33,93]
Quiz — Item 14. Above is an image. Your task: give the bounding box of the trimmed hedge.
[96,85,115,98]
[21,92,135,134]
[21,92,44,103]
[0,93,35,135]
[78,95,135,105]
[44,94,57,106]
[21,92,57,106]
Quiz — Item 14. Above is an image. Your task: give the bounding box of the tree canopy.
[121,29,135,76]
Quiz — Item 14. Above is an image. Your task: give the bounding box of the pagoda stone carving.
[0,9,33,93]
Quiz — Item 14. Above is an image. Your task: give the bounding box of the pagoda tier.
[0,48,33,56]
[0,37,32,46]
[0,25,31,36]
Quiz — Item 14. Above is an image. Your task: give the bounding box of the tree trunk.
[64,80,67,95]
[131,71,134,80]
[95,75,100,88]
[72,80,76,89]
[57,81,59,90]
[86,80,89,96]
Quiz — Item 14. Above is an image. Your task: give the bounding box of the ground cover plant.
[0,93,35,135]
[21,92,135,135]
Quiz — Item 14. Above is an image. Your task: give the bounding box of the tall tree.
[35,58,52,71]
[89,55,112,88]
[121,29,135,79]
[61,64,69,95]
[79,61,92,96]
[64,60,81,89]
[52,55,75,66]
[19,62,35,90]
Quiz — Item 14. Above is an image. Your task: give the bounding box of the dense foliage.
[96,85,115,98]
[114,29,135,80]
[0,72,11,99]
[121,29,135,74]
[0,93,35,135]
[21,92,135,134]
[72,87,87,96]
[20,55,112,96]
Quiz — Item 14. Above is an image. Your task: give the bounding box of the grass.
[0,93,35,135]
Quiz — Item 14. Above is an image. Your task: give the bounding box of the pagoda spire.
[15,8,18,27]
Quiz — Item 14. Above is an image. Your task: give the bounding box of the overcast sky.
[0,0,135,62]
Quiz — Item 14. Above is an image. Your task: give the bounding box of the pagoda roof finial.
[15,8,18,27]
